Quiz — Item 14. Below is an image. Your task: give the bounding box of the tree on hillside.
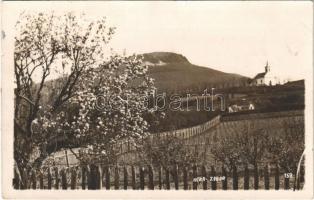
[210,121,270,171]
[140,135,199,170]
[266,117,304,173]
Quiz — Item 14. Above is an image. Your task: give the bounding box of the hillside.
[39,52,249,105]
[142,52,249,92]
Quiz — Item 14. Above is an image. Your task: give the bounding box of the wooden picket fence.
[115,115,221,155]
[13,164,305,190]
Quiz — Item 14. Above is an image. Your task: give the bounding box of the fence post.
[139,166,145,190]
[232,165,238,190]
[244,165,249,190]
[81,166,86,190]
[21,168,28,189]
[88,165,98,190]
[47,168,52,189]
[211,166,217,190]
[165,168,170,190]
[148,165,154,190]
[284,171,290,190]
[124,166,128,190]
[264,165,269,190]
[201,166,207,190]
[71,168,77,189]
[131,166,136,190]
[222,166,227,190]
[294,163,299,191]
[173,165,179,190]
[114,166,119,190]
[61,169,67,190]
[296,165,305,190]
[295,164,305,190]
[183,167,188,190]
[31,170,36,189]
[254,164,259,190]
[275,165,280,190]
[300,165,305,183]
[39,171,44,189]
[13,168,20,189]
[159,166,162,190]
[296,170,300,190]
[54,167,59,189]
[97,166,102,189]
[105,166,110,190]
[192,165,197,190]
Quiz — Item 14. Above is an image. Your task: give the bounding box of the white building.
[252,62,280,86]
[228,101,255,113]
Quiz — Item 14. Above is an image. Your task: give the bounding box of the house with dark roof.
[251,62,280,86]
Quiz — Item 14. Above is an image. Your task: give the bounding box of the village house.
[228,99,255,113]
[228,103,255,113]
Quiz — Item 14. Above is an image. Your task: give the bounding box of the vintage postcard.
[1,1,313,199]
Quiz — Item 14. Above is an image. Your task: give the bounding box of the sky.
[3,1,313,81]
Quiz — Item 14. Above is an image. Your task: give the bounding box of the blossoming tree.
[14,12,156,174]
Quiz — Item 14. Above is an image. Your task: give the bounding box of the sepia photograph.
[1,1,313,199]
